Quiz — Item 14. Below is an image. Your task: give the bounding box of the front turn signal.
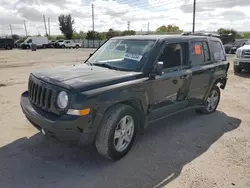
[67,108,91,116]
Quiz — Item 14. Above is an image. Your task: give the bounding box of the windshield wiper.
[94,63,118,70]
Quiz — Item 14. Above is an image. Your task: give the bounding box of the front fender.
[71,78,150,133]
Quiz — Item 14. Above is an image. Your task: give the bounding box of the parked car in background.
[46,40,56,48]
[54,40,65,48]
[14,39,24,48]
[20,34,229,160]
[234,39,250,73]
[224,39,248,54]
[224,42,234,54]
[21,36,49,49]
[0,38,14,50]
[61,40,81,48]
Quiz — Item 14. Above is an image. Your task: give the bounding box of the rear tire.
[95,104,139,160]
[195,86,220,114]
[76,45,79,49]
[61,45,65,48]
[234,66,242,73]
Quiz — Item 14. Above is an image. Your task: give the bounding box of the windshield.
[87,39,156,71]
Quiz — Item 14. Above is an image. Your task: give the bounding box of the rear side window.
[190,41,204,65]
[190,41,211,65]
[210,41,226,61]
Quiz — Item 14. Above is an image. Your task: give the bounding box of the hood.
[237,45,250,51]
[31,63,144,91]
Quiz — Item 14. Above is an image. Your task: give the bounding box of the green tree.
[217,28,241,43]
[58,14,75,39]
[243,32,250,39]
[156,25,183,33]
[121,30,136,36]
[55,35,65,40]
[78,31,87,39]
[86,31,102,40]
[72,31,79,39]
[11,34,19,41]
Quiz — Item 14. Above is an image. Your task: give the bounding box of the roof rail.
[181,32,220,37]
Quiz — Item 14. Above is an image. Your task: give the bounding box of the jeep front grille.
[28,76,59,115]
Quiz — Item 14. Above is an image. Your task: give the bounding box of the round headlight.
[57,91,68,109]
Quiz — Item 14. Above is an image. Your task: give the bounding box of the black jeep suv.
[20,35,229,160]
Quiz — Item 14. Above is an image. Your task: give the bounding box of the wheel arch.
[92,98,147,134]
[213,77,227,90]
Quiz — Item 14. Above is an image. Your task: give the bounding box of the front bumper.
[234,58,250,69]
[20,91,95,145]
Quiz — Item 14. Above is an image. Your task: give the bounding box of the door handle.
[180,74,190,79]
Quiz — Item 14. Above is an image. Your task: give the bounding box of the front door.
[188,40,215,106]
[148,42,191,121]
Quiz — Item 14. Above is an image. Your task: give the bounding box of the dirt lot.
[0,49,249,188]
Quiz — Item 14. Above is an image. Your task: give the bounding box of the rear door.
[188,39,215,106]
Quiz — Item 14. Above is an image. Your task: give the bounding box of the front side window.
[88,39,156,71]
[158,43,184,69]
[210,41,226,61]
[27,39,32,43]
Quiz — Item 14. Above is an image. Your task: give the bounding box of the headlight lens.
[57,91,68,109]
[236,50,241,58]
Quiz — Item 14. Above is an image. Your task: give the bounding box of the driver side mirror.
[155,61,163,76]
[150,61,163,79]
[89,53,93,57]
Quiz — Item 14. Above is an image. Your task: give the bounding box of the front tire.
[95,104,139,160]
[234,66,242,73]
[196,86,220,114]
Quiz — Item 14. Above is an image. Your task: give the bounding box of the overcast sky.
[1,0,250,36]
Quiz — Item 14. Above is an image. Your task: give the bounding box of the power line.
[112,0,237,13]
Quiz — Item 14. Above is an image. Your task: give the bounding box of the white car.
[61,40,81,49]
[234,40,250,73]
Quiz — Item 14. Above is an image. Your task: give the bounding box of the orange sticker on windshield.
[194,44,201,55]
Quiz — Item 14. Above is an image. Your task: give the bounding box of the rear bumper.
[20,91,95,145]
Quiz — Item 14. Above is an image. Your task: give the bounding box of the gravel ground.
[0,49,249,188]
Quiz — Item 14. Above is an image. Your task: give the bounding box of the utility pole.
[48,17,50,36]
[43,15,48,36]
[24,20,28,36]
[147,22,149,34]
[92,4,94,32]
[192,0,196,32]
[127,21,130,31]
[9,24,13,36]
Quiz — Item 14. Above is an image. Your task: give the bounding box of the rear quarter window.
[210,40,226,62]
